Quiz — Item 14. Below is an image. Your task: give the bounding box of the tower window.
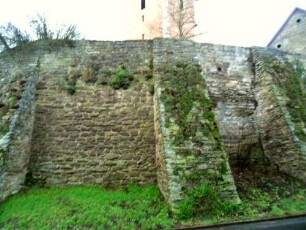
[179,0,184,10]
[141,0,145,10]
[142,15,144,22]
[297,18,301,23]
[277,44,282,48]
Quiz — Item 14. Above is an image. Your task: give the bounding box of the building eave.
[267,7,306,47]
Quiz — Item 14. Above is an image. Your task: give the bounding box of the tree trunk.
[0,33,10,50]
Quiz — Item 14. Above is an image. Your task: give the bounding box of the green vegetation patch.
[110,68,134,90]
[0,185,174,230]
[180,180,306,227]
[0,183,305,228]
[177,184,238,220]
[158,62,222,148]
[261,55,306,141]
[272,59,306,121]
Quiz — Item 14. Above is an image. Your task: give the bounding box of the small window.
[179,0,184,10]
[142,34,145,40]
[277,44,282,48]
[297,18,301,23]
[141,0,145,10]
[142,15,144,22]
[217,67,222,72]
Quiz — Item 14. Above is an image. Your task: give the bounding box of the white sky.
[0,0,305,47]
[194,0,306,46]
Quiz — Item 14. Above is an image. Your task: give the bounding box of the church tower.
[128,0,196,40]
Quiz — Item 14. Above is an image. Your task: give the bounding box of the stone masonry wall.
[28,40,157,186]
[198,44,260,165]
[253,48,306,182]
[153,39,240,209]
[30,84,155,186]
[0,73,38,201]
[1,38,306,207]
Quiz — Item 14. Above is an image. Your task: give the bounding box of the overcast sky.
[0,0,305,47]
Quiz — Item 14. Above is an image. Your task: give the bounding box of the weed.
[177,184,238,220]
[149,83,155,95]
[110,69,133,90]
[0,126,9,135]
[270,205,285,216]
[219,160,228,175]
[7,97,18,108]
[97,69,112,85]
[67,84,76,95]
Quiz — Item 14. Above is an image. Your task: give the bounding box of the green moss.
[0,147,5,166]
[158,62,223,148]
[7,97,18,108]
[268,57,306,141]
[148,56,153,70]
[0,126,9,135]
[259,55,306,141]
[219,160,228,175]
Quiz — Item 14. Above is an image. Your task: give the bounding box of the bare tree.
[167,0,197,39]
[0,33,10,50]
[0,23,30,50]
[148,0,198,40]
[30,14,54,40]
[0,14,80,51]
[56,25,80,40]
[30,14,80,40]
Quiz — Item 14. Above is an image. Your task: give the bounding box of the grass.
[180,186,306,227]
[0,183,306,229]
[0,185,174,230]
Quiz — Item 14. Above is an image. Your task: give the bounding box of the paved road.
[175,215,306,230]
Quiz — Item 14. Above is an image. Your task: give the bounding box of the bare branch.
[0,33,10,50]
[0,23,30,51]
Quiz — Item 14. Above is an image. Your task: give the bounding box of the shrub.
[67,84,76,95]
[110,69,133,90]
[177,184,238,219]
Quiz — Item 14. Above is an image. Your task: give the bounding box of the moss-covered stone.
[158,63,223,149]
[260,54,306,142]
[155,60,239,211]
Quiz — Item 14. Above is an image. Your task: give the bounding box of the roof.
[267,7,306,47]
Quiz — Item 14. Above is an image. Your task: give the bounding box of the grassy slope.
[0,184,305,229]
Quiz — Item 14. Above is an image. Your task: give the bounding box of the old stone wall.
[28,40,157,186]
[153,39,240,209]
[198,44,261,166]
[253,48,306,182]
[152,39,199,204]
[30,85,155,186]
[0,38,306,207]
[0,73,38,201]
